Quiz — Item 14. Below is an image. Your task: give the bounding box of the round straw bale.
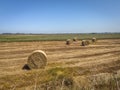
[81,40,86,46]
[92,37,96,43]
[27,50,47,69]
[66,39,71,45]
[85,40,90,45]
[73,37,77,41]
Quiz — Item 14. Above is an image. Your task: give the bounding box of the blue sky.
[0,0,120,33]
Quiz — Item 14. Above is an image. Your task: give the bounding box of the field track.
[0,39,120,89]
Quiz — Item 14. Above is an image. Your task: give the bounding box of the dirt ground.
[0,39,120,89]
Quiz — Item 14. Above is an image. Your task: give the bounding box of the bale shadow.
[22,64,31,70]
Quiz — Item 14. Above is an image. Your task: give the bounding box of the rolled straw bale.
[27,50,47,69]
[66,39,71,45]
[73,37,77,41]
[85,40,90,45]
[81,40,86,46]
[92,37,96,43]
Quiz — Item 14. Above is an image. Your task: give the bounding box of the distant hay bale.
[73,37,77,41]
[81,40,90,46]
[27,50,47,69]
[92,37,96,43]
[66,39,71,45]
[81,40,86,46]
[85,40,90,45]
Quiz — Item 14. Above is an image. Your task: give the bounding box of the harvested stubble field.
[0,38,120,89]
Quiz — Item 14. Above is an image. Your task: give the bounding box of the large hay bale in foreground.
[92,37,96,43]
[27,50,47,69]
[66,39,71,45]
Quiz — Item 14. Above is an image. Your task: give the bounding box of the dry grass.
[0,39,120,89]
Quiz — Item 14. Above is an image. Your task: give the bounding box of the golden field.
[0,39,120,90]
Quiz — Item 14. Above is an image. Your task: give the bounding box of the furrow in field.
[60,50,120,59]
